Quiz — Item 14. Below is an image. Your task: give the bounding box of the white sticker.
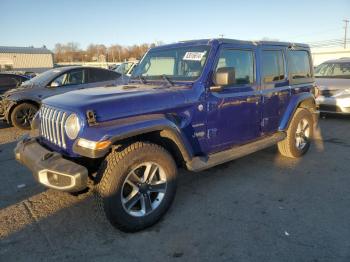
[183,52,206,61]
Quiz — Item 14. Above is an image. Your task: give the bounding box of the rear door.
[87,68,121,87]
[260,47,290,134]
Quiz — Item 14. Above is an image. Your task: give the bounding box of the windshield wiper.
[162,75,174,86]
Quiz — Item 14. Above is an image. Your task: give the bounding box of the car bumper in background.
[0,96,5,120]
[316,96,350,114]
[15,136,88,192]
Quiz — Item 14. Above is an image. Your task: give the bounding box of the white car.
[315,58,350,114]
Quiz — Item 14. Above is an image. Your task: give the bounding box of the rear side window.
[262,50,285,83]
[216,49,255,85]
[0,75,20,88]
[89,68,120,83]
[287,50,313,84]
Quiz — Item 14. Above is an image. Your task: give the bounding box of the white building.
[0,46,54,73]
[311,47,350,66]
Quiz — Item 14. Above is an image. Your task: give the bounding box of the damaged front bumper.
[15,136,88,192]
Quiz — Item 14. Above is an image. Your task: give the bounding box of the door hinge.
[207,128,218,139]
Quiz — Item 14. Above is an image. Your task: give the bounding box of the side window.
[215,49,254,85]
[89,68,119,83]
[287,50,312,84]
[0,75,18,88]
[51,69,85,87]
[262,50,285,83]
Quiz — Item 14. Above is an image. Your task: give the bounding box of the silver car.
[315,58,350,114]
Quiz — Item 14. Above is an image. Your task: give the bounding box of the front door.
[206,44,262,153]
[42,68,89,99]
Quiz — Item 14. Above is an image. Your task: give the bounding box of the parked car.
[15,39,318,232]
[0,66,124,129]
[0,73,30,94]
[115,61,138,76]
[315,58,350,114]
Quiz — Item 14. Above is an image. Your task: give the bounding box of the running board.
[187,132,286,172]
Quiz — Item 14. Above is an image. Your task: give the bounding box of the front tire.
[95,142,177,232]
[10,103,38,130]
[278,108,314,158]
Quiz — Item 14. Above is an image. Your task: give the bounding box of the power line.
[306,38,350,48]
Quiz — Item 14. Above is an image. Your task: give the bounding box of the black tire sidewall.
[100,143,177,231]
[11,103,38,130]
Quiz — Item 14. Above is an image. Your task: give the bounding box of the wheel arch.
[73,116,195,167]
[110,129,193,167]
[6,99,40,123]
[279,93,317,132]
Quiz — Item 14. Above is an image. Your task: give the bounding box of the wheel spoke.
[149,181,166,193]
[128,171,141,185]
[124,191,141,210]
[303,123,309,133]
[143,163,158,183]
[141,194,152,214]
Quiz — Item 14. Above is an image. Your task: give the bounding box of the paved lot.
[0,116,349,262]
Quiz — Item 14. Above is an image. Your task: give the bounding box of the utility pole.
[344,19,349,49]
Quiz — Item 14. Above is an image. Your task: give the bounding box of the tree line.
[54,42,160,63]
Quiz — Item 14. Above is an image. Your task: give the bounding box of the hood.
[43,83,188,122]
[2,82,41,97]
[316,78,350,97]
[315,78,350,91]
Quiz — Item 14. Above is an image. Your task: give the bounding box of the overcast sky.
[1,0,349,49]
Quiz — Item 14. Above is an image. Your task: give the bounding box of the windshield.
[115,62,134,75]
[131,45,210,82]
[23,68,64,85]
[315,62,350,79]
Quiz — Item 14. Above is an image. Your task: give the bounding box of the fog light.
[77,138,111,150]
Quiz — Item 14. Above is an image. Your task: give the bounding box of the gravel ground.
[0,116,350,262]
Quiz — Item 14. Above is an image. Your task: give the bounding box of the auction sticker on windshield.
[183,52,206,61]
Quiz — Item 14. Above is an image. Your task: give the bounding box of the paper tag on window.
[183,52,206,61]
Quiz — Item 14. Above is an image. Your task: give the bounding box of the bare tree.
[54,42,157,63]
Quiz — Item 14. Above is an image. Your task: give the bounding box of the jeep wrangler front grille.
[39,105,67,148]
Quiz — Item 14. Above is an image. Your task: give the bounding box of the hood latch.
[86,110,97,126]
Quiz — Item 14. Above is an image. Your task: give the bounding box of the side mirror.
[210,67,236,92]
[50,81,59,88]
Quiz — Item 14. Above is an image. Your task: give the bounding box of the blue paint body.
[41,39,316,162]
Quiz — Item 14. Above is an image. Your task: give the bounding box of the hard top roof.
[151,38,310,50]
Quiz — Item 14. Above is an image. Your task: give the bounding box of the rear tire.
[10,103,38,130]
[278,108,313,158]
[95,142,177,232]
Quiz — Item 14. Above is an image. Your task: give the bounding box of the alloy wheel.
[121,162,167,217]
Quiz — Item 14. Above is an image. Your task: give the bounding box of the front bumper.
[15,137,88,192]
[316,96,350,114]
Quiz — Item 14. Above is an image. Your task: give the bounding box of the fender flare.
[73,114,194,162]
[279,93,316,131]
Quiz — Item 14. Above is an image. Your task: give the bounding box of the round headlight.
[64,113,81,140]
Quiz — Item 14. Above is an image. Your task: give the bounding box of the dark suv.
[15,39,318,232]
[1,66,123,129]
